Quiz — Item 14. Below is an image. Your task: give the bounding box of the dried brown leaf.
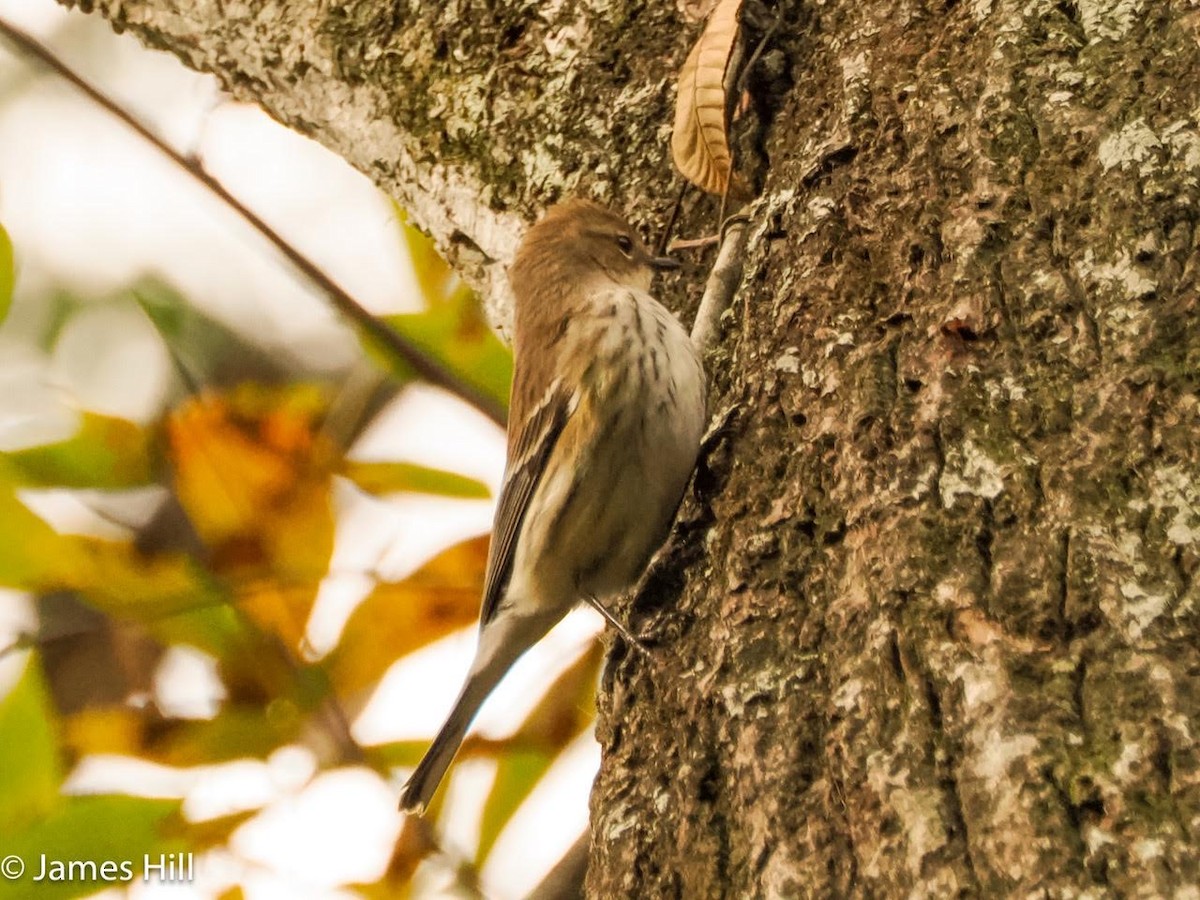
[671,0,744,195]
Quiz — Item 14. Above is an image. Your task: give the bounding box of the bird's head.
[509,199,678,301]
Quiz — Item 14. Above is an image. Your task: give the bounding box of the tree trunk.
[62,0,1200,895]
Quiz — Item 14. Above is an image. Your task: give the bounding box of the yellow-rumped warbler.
[398,199,707,814]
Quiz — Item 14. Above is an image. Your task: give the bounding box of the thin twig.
[656,181,689,257]
[0,16,507,427]
[690,214,750,355]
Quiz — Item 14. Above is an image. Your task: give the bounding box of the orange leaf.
[236,581,318,651]
[164,386,337,637]
[167,393,301,545]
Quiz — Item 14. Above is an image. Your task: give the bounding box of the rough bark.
[63,0,1200,896]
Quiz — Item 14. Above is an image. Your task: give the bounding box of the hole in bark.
[1067,609,1102,639]
[498,21,526,50]
[924,677,943,728]
[975,518,994,573]
[904,378,924,393]
[1073,778,1105,823]
[693,459,723,499]
[1036,618,1061,644]
[698,763,720,803]
[941,319,980,341]
[1151,728,1173,784]
[821,522,845,545]
[1056,0,1081,25]
[888,631,905,680]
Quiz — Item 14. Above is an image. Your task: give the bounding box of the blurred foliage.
[0,210,602,897]
[0,658,188,900]
[365,208,513,415]
[0,221,12,325]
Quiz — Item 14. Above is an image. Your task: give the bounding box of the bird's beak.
[649,256,681,271]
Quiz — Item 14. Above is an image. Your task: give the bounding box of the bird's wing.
[479,378,575,625]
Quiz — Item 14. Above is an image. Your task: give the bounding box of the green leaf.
[380,205,511,407]
[133,277,289,389]
[0,222,13,325]
[73,540,230,623]
[477,749,553,864]
[0,481,228,619]
[0,655,62,832]
[37,290,87,351]
[0,795,185,900]
[4,413,156,489]
[138,602,245,662]
[360,740,434,771]
[341,460,489,499]
[382,293,512,413]
[0,479,88,590]
[146,706,302,766]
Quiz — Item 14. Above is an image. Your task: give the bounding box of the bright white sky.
[0,2,601,897]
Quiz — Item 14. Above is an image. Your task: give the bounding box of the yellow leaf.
[394,204,473,309]
[507,640,604,750]
[324,537,488,698]
[64,708,144,758]
[671,0,744,195]
[341,460,490,500]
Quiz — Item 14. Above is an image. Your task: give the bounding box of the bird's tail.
[398,676,487,814]
[398,610,559,814]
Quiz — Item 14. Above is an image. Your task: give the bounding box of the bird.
[398,199,707,814]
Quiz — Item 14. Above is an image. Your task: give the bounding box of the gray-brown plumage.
[398,200,706,814]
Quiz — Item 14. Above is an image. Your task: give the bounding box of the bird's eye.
[616,234,635,257]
